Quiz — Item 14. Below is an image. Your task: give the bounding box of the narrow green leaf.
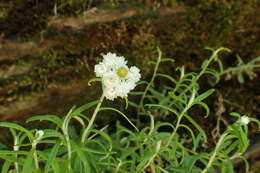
[0,150,28,155]
[26,115,62,128]
[226,159,235,173]
[179,124,196,151]
[44,143,61,171]
[71,141,91,173]
[1,160,12,173]
[154,122,174,132]
[145,104,179,118]
[195,89,215,102]
[120,146,140,160]
[204,69,221,83]
[184,114,207,142]
[0,155,23,164]
[42,129,64,139]
[88,78,101,86]
[0,122,33,141]
[72,100,99,117]
[136,150,154,172]
[87,129,113,157]
[148,61,156,65]
[229,112,241,118]
[168,92,187,105]
[156,73,177,84]
[99,107,138,131]
[161,58,175,63]
[81,147,114,155]
[186,154,203,172]
[194,101,211,118]
[21,149,34,173]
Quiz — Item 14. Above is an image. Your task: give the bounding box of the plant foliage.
[0,47,259,173]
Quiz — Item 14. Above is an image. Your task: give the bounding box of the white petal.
[130,66,140,74]
[116,84,130,98]
[103,87,117,100]
[103,53,127,68]
[94,63,107,77]
[128,66,141,82]
[103,72,120,87]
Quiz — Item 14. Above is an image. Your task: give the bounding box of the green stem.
[81,93,105,143]
[33,148,39,170]
[31,131,44,170]
[198,47,228,80]
[62,109,74,172]
[13,135,19,172]
[166,104,190,146]
[138,48,162,125]
[166,89,196,146]
[64,134,72,171]
[32,139,41,170]
[10,129,19,172]
[221,64,260,75]
[201,133,227,173]
[180,47,229,97]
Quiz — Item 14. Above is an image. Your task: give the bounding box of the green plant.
[222,55,260,83]
[0,48,259,173]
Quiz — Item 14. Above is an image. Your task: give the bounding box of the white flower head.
[32,130,44,147]
[95,53,141,100]
[240,116,250,125]
[36,130,44,138]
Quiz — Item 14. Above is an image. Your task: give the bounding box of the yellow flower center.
[117,66,128,78]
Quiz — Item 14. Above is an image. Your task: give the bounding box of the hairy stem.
[201,134,227,173]
[81,93,105,143]
[166,89,196,146]
[62,108,74,172]
[138,47,162,125]
[13,133,19,172]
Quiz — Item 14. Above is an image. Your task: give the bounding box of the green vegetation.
[0,0,259,171]
[0,48,259,172]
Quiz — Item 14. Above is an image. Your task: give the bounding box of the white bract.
[240,116,250,125]
[32,130,45,147]
[36,130,44,137]
[95,53,141,100]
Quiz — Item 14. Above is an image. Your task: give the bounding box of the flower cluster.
[94,53,141,100]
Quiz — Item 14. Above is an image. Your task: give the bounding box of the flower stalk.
[32,130,44,170]
[62,109,74,172]
[201,133,227,173]
[81,93,105,143]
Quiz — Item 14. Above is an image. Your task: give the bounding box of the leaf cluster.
[0,47,259,173]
